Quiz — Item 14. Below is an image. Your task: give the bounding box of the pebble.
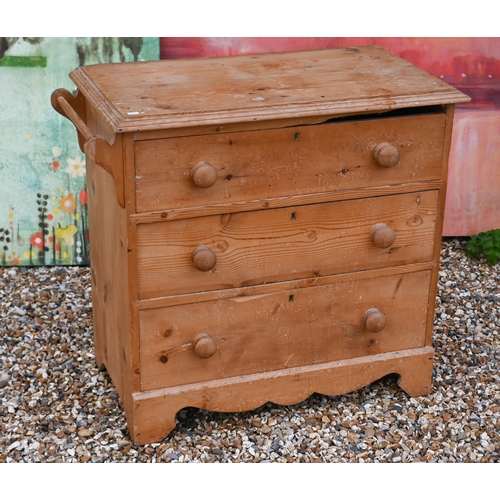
[0,372,10,389]
[10,306,26,316]
[0,239,499,463]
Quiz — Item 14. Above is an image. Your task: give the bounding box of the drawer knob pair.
[192,226,395,272]
[191,161,218,188]
[191,145,399,188]
[364,308,386,332]
[370,223,395,249]
[374,142,400,168]
[192,245,217,271]
[193,333,217,358]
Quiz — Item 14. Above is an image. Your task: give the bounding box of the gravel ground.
[0,237,499,463]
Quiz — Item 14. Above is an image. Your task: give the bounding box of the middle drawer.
[136,190,438,299]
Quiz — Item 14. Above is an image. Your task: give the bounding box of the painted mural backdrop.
[161,38,500,237]
[0,37,159,266]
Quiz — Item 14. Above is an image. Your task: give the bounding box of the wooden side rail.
[51,89,125,208]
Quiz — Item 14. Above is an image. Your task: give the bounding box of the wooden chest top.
[69,46,469,133]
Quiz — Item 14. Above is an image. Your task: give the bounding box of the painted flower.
[59,193,76,213]
[52,147,62,157]
[65,155,86,178]
[55,225,77,246]
[50,159,60,172]
[80,189,88,205]
[76,241,82,263]
[24,250,36,260]
[30,232,44,249]
[7,255,19,265]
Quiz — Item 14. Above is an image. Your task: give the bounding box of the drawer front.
[135,113,446,213]
[136,190,438,299]
[139,270,431,390]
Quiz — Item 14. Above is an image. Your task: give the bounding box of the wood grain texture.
[135,261,436,310]
[133,114,351,142]
[51,88,88,151]
[135,112,446,213]
[139,270,431,390]
[54,46,463,444]
[85,135,124,208]
[123,133,141,393]
[427,104,456,346]
[136,190,438,299]
[131,180,444,224]
[69,46,469,133]
[51,88,125,207]
[85,103,134,417]
[131,346,434,444]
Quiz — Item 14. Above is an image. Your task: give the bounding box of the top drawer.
[135,112,446,213]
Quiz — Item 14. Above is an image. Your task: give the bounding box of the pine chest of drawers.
[52,46,469,444]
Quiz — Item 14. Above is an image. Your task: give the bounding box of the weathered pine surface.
[134,113,446,213]
[69,46,469,132]
[136,191,438,298]
[139,270,431,390]
[132,347,435,444]
[52,46,470,444]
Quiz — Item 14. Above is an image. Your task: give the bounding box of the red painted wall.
[160,38,500,236]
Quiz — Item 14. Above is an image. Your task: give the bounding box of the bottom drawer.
[139,270,432,391]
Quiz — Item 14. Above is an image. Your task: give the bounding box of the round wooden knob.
[192,245,217,272]
[370,223,395,249]
[374,142,400,168]
[364,308,386,333]
[193,333,217,358]
[191,161,218,188]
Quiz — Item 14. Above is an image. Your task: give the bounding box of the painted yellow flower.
[52,147,62,157]
[59,193,76,213]
[55,225,78,246]
[66,155,86,178]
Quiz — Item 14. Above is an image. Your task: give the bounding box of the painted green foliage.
[0,37,159,266]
